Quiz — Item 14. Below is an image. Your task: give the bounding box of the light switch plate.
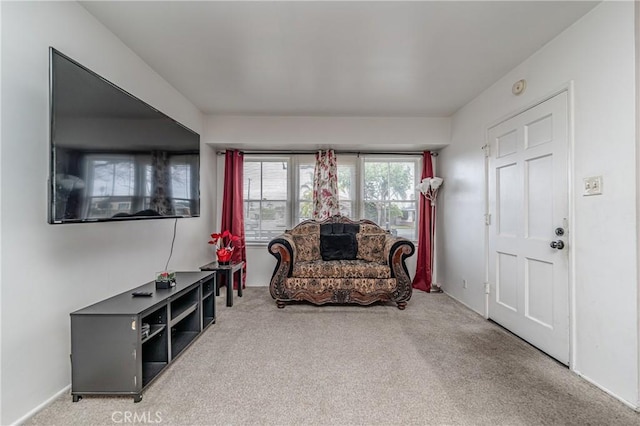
[583,176,603,196]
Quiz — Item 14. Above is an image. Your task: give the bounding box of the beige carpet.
[27,287,640,425]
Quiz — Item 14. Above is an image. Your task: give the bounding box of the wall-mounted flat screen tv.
[49,48,200,224]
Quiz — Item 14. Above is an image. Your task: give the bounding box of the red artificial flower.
[208,230,240,249]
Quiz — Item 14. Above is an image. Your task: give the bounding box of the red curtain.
[412,151,434,292]
[221,150,246,289]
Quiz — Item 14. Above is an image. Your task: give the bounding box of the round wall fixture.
[512,79,527,95]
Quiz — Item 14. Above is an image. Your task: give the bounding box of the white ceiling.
[81,1,599,117]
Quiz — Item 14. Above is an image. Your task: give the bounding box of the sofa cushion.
[356,233,387,264]
[321,223,360,235]
[292,234,321,262]
[320,233,357,260]
[292,259,391,279]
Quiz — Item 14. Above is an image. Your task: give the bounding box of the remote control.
[132,291,153,297]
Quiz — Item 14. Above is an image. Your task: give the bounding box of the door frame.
[483,83,576,369]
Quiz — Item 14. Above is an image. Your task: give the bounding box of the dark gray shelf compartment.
[142,362,167,387]
[171,331,200,358]
[141,324,166,344]
[202,293,215,326]
[170,302,197,327]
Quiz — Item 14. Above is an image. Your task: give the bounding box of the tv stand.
[70,271,215,402]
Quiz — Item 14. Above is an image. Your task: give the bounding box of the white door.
[487,92,569,365]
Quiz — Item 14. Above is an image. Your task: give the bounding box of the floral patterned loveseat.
[268,216,415,309]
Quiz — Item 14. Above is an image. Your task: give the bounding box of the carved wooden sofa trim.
[268,216,415,310]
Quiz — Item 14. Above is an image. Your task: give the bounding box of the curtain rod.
[216,150,439,156]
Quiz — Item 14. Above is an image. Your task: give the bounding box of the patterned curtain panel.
[150,151,174,215]
[312,149,340,220]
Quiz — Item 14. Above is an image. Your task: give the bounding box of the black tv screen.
[49,48,200,224]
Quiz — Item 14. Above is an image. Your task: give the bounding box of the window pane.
[388,162,415,201]
[296,164,315,223]
[363,162,389,201]
[363,200,389,229]
[339,200,353,218]
[389,201,417,238]
[363,158,419,239]
[244,162,261,199]
[299,164,314,194]
[244,201,261,240]
[337,163,355,218]
[244,160,290,242]
[144,165,153,197]
[170,164,191,199]
[91,159,135,196]
[262,162,288,200]
[364,161,416,201]
[260,201,287,239]
[299,201,313,222]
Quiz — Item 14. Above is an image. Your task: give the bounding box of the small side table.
[200,261,245,307]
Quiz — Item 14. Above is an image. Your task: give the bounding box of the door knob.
[550,240,565,250]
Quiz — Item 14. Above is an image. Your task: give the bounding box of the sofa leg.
[397,302,407,310]
[276,300,286,309]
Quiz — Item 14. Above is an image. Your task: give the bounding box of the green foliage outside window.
[364,162,413,226]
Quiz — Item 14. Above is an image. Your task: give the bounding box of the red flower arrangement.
[208,230,240,264]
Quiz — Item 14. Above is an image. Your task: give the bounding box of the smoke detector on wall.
[512,79,527,95]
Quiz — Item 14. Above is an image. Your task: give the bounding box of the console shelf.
[142,325,166,344]
[142,362,167,387]
[170,302,198,326]
[171,331,200,357]
[70,271,216,403]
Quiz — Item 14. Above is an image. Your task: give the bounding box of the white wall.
[636,1,640,410]
[205,115,448,286]
[204,115,450,151]
[0,3,4,422]
[439,1,638,407]
[0,2,213,424]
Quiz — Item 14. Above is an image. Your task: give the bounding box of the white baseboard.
[12,385,70,426]
[571,370,639,412]
[442,289,484,317]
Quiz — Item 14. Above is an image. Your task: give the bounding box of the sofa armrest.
[268,233,296,300]
[384,235,416,301]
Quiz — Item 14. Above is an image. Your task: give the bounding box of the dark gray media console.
[70,271,216,402]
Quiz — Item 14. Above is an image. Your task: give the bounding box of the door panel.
[497,130,518,157]
[525,114,553,148]
[525,258,554,328]
[497,163,519,236]
[526,155,553,240]
[497,252,518,311]
[488,92,569,365]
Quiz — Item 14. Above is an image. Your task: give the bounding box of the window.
[81,153,199,219]
[337,159,357,218]
[244,158,290,241]
[297,158,315,223]
[85,155,138,218]
[362,159,417,240]
[243,154,420,242]
[170,154,198,216]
